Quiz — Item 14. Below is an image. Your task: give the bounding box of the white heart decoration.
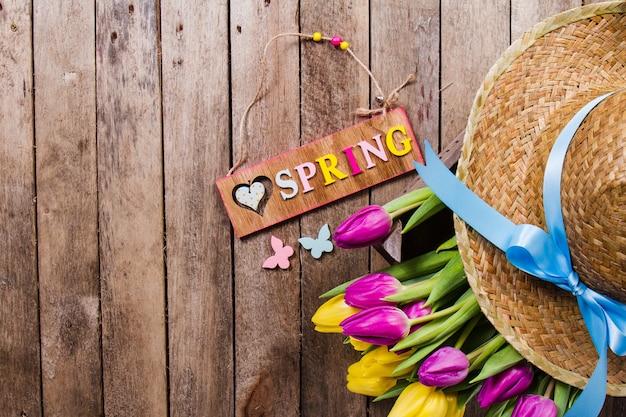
[234,181,266,211]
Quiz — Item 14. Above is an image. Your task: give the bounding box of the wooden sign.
[217,107,423,237]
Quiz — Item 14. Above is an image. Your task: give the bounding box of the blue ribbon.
[414,91,626,417]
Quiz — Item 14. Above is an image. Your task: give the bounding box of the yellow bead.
[340,41,350,50]
[312,32,323,42]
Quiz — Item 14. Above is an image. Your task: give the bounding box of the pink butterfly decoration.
[262,236,294,269]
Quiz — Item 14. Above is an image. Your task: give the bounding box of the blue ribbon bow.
[414,91,626,417]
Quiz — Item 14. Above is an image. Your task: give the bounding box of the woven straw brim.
[455,2,626,395]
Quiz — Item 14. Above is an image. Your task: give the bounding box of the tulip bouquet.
[312,187,581,417]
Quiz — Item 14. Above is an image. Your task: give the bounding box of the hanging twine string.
[228,32,416,176]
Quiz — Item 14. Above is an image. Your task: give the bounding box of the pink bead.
[331,35,342,47]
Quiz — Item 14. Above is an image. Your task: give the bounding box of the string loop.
[228,32,415,175]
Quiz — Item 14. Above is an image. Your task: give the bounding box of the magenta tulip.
[418,346,469,387]
[511,395,558,417]
[345,273,402,308]
[401,299,432,332]
[477,362,534,408]
[340,306,410,346]
[333,205,393,249]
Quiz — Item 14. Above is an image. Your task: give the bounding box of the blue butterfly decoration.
[299,224,334,259]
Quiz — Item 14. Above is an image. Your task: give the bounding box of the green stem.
[545,379,556,398]
[382,187,433,214]
[390,199,426,219]
[467,335,506,372]
[407,296,469,326]
[466,334,503,361]
[454,314,482,350]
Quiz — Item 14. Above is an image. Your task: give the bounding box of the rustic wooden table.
[1,0,624,416]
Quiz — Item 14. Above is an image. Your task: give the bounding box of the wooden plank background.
[0,1,624,416]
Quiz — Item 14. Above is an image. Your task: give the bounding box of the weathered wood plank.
[299,1,371,416]
[33,1,102,415]
[440,0,510,150]
[512,0,581,39]
[230,1,302,416]
[0,2,41,416]
[95,1,167,415]
[368,2,441,414]
[160,1,234,416]
[369,0,441,270]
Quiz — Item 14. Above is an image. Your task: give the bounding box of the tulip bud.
[346,345,413,396]
[418,346,469,387]
[346,363,397,396]
[311,294,361,333]
[477,361,534,408]
[340,306,410,346]
[345,273,402,308]
[388,382,448,417]
[333,205,393,249]
[401,299,432,332]
[511,395,558,417]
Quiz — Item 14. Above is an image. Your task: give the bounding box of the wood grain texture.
[512,0,581,39]
[0,1,624,416]
[440,0,510,150]
[33,1,102,415]
[299,1,372,416]
[95,1,167,415]
[367,3,441,414]
[161,1,234,416]
[368,0,441,275]
[230,1,302,416]
[0,2,41,416]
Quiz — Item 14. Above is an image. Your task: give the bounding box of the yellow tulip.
[443,392,466,417]
[311,294,360,333]
[347,365,397,396]
[388,382,449,417]
[346,346,413,396]
[348,337,371,351]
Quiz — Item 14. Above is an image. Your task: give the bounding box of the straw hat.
[453,2,626,395]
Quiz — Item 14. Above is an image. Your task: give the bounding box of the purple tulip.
[477,362,534,408]
[512,395,558,417]
[401,300,432,332]
[340,306,410,346]
[418,346,469,387]
[345,273,402,308]
[333,205,393,249]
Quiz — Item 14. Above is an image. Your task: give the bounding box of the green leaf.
[469,344,523,383]
[372,380,412,402]
[401,193,446,234]
[382,187,433,214]
[485,399,512,417]
[381,249,458,281]
[425,253,467,306]
[554,380,571,417]
[437,235,457,252]
[467,335,507,373]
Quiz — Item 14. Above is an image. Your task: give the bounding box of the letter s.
[275,169,299,200]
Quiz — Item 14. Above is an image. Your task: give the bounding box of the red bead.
[331,35,342,47]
